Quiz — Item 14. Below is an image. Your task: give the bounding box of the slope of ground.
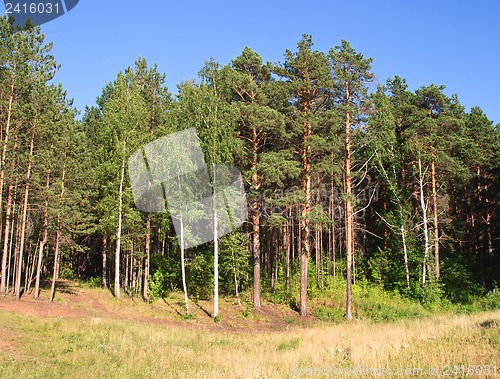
[0,281,304,333]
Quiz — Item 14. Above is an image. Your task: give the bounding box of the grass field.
[0,283,499,378]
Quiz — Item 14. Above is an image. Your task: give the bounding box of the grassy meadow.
[1,283,499,378]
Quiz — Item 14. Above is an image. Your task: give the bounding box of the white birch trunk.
[418,153,430,286]
[213,164,219,319]
[180,217,189,314]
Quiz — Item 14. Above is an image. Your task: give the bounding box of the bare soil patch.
[0,281,306,334]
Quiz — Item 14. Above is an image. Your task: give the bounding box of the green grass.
[1,308,499,378]
[1,280,498,378]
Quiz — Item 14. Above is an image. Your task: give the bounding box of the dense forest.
[1,18,499,319]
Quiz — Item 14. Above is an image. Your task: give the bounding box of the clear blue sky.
[2,1,500,125]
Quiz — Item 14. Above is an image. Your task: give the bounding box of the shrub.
[60,267,77,280]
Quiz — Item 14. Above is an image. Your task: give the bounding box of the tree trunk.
[6,205,16,293]
[1,179,15,295]
[251,125,262,309]
[34,168,51,299]
[273,233,278,289]
[315,225,320,287]
[320,225,324,289]
[402,224,410,290]
[0,126,19,295]
[284,217,290,291]
[15,129,35,300]
[0,81,15,241]
[485,183,493,261]
[472,167,484,287]
[124,248,129,292]
[49,152,64,302]
[114,141,126,299]
[49,215,61,303]
[431,159,440,282]
[330,173,337,284]
[418,153,431,287]
[102,234,107,288]
[26,248,36,294]
[231,245,241,305]
[180,217,189,314]
[291,206,296,285]
[213,164,219,319]
[345,104,354,321]
[315,185,322,288]
[143,215,151,300]
[300,118,312,317]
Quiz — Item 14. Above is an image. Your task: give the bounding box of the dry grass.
[1,306,499,378]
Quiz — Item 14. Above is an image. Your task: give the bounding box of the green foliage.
[148,254,180,301]
[186,249,213,300]
[352,280,431,321]
[238,298,254,318]
[82,277,102,289]
[313,306,345,322]
[266,287,296,308]
[440,253,483,304]
[476,289,500,311]
[179,312,196,321]
[458,289,500,314]
[219,231,251,295]
[60,267,77,281]
[148,269,166,301]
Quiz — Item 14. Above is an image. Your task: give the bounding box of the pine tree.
[274,35,332,316]
[330,40,374,320]
[223,47,288,309]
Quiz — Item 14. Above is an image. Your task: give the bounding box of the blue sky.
[2,1,500,125]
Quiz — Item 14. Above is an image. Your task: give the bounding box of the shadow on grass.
[479,319,499,328]
[161,297,185,317]
[194,301,213,318]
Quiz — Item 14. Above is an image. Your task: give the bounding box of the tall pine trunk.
[251,126,261,309]
[300,117,312,317]
[49,216,60,302]
[345,105,354,321]
[0,124,19,295]
[16,128,35,299]
[114,140,126,299]
[330,171,337,283]
[284,216,291,291]
[0,80,15,243]
[418,153,431,286]
[431,158,440,282]
[34,167,50,298]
